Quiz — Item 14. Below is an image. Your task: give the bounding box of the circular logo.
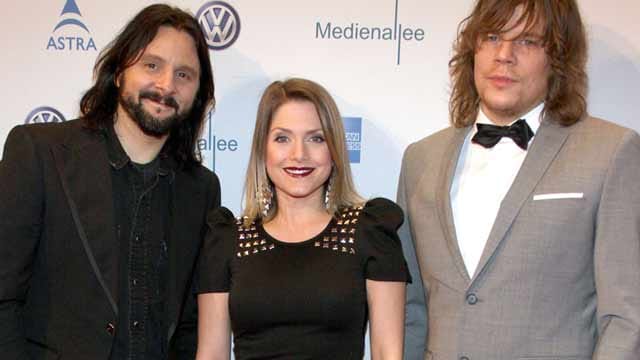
[196,1,241,50]
[25,106,66,124]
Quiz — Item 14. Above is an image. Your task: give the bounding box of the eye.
[309,135,325,143]
[176,71,191,80]
[516,37,540,47]
[516,38,536,47]
[144,62,158,70]
[485,33,500,43]
[274,135,289,143]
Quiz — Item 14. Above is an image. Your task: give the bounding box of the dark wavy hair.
[79,4,215,168]
[449,0,587,127]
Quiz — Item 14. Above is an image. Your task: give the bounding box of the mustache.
[139,90,179,111]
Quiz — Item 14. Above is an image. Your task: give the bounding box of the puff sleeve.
[357,197,412,283]
[194,207,237,294]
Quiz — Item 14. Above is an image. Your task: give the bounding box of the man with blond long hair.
[398,0,640,358]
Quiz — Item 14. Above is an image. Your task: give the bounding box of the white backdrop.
[1,0,639,357]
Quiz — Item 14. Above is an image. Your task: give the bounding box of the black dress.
[195,197,411,359]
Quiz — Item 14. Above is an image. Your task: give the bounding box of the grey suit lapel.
[435,126,473,284]
[51,127,119,315]
[471,120,570,285]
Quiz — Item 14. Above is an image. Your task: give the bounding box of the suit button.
[106,323,115,335]
[466,293,478,305]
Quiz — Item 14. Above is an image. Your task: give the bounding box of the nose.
[495,40,516,64]
[156,69,176,94]
[291,139,308,161]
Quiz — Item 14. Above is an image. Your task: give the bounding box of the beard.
[118,89,191,138]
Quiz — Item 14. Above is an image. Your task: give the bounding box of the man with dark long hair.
[0,4,220,359]
[398,0,640,358]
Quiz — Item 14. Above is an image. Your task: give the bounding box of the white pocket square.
[533,192,584,201]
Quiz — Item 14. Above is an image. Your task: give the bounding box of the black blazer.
[0,120,220,359]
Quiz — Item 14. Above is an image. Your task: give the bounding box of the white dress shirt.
[450,103,542,278]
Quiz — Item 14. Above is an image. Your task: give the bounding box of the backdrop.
[1,0,639,357]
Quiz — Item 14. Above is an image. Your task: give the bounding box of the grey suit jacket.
[398,116,640,360]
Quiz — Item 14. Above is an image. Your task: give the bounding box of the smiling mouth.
[145,98,175,111]
[284,167,314,177]
[140,91,179,111]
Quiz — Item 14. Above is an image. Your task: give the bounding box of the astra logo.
[343,117,362,163]
[197,110,239,171]
[25,106,66,124]
[46,0,97,51]
[315,0,425,65]
[47,0,97,51]
[196,1,241,50]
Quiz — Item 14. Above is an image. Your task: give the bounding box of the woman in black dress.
[195,78,411,359]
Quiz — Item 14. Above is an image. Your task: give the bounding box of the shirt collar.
[104,124,175,177]
[105,124,130,170]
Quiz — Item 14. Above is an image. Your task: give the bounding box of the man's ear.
[115,72,122,88]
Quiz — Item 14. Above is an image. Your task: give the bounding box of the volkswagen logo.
[196,1,241,50]
[25,107,66,124]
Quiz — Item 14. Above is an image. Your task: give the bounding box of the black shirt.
[196,198,411,359]
[105,126,172,359]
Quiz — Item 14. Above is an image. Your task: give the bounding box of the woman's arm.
[195,292,231,360]
[367,280,406,360]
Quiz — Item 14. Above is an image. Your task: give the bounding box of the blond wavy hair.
[242,78,363,225]
[449,0,588,127]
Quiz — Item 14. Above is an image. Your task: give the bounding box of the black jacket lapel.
[166,171,207,341]
[51,127,119,315]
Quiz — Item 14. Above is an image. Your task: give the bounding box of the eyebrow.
[514,31,543,38]
[269,127,324,135]
[484,29,542,36]
[139,53,200,76]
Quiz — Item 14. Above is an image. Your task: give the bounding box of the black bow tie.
[471,119,534,150]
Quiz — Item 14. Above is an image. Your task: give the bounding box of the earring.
[324,171,335,210]
[258,182,273,217]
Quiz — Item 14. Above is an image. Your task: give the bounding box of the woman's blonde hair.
[242,78,363,225]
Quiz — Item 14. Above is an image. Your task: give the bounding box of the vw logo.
[196,1,241,50]
[25,107,66,124]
